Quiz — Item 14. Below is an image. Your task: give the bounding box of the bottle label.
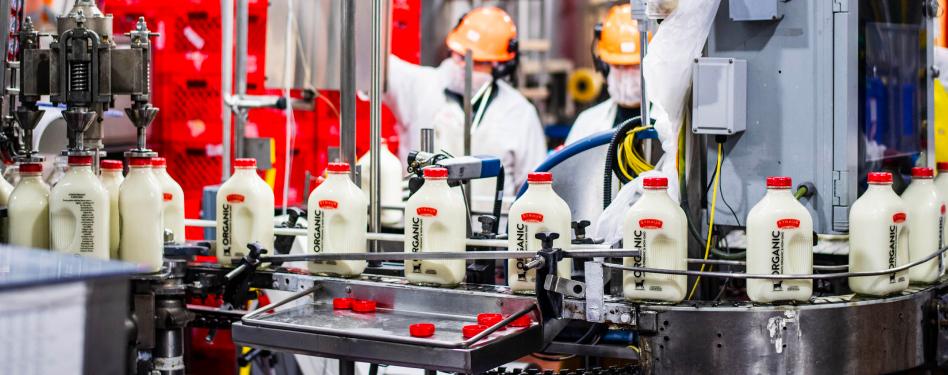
[887,224,900,284]
[514,223,530,281]
[521,213,544,223]
[776,218,800,229]
[892,212,907,223]
[770,230,785,291]
[311,210,325,254]
[226,194,245,204]
[409,216,424,273]
[638,219,663,230]
[631,229,647,290]
[221,203,232,256]
[64,193,96,253]
[416,207,438,217]
[939,209,946,274]
[163,193,173,202]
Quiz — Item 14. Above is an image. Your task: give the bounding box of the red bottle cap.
[766,176,792,189]
[409,323,436,338]
[67,155,93,166]
[151,157,167,167]
[351,299,377,313]
[423,167,448,179]
[19,163,42,173]
[477,313,505,329]
[234,158,256,168]
[938,162,948,173]
[100,159,123,170]
[912,167,934,179]
[462,324,488,339]
[867,172,893,184]
[643,177,668,189]
[508,314,532,328]
[128,157,151,167]
[527,172,553,183]
[327,162,350,173]
[332,298,354,310]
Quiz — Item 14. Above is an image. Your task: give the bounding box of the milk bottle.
[746,176,813,303]
[8,162,50,249]
[936,162,948,269]
[0,165,12,244]
[99,159,124,258]
[216,158,274,264]
[622,176,687,302]
[507,172,573,292]
[307,162,368,277]
[119,156,164,272]
[902,167,945,283]
[357,139,405,226]
[152,157,186,243]
[848,172,909,296]
[404,167,466,286]
[49,154,110,259]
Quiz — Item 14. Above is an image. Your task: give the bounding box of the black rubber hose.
[603,116,642,209]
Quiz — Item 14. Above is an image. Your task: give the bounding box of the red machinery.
[106,0,419,240]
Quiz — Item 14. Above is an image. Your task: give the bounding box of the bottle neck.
[234,167,257,176]
[866,183,891,193]
[102,169,122,176]
[128,166,151,174]
[527,182,553,192]
[643,187,667,196]
[913,179,934,186]
[425,177,448,187]
[766,188,793,197]
[326,172,349,182]
[20,172,42,180]
[67,164,93,174]
[153,166,168,176]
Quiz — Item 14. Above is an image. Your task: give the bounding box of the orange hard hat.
[597,4,642,66]
[445,7,517,63]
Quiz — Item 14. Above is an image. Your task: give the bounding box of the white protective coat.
[564,98,618,145]
[385,56,547,212]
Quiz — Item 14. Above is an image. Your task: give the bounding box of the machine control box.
[692,57,747,135]
[729,0,782,22]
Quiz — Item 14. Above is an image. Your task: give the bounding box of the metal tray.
[232,276,545,373]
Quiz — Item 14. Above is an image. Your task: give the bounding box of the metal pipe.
[462,49,473,207]
[638,23,651,160]
[603,245,948,281]
[261,248,641,263]
[420,128,434,153]
[234,0,249,160]
[221,0,234,180]
[368,0,383,253]
[340,0,357,181]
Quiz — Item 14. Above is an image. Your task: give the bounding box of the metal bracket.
[584,258,606,323]
[544,275,585,299]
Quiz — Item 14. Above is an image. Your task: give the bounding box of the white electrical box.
[692,57,747,135]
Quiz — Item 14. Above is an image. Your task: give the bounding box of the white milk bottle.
[307,162,368,277]
[404,167,467,286]
[507,172,572,292]
[216,158,275,264]
[358,139,405,226]
[99,159,124,258]
[746,176,814,303]
[49,154,110,259]
[902,167,945,283]
[0,164,12,244]
[152,157,186,243]
[936,162,948,270]
[119,156,164,272]
[848,172,909,296]
[622,176,687,302]
[8,162,50,249]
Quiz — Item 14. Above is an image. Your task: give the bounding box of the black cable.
[602,116,642,209]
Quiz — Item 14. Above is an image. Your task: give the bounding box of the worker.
[565,4,644,145]
[385,6,546,212]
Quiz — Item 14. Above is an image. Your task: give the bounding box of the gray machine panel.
[706,0,836,232]
[705,0,934,234]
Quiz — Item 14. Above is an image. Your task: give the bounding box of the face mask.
[607,66,643,108]
[445,59,494,95]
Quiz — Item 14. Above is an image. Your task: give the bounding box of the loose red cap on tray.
[409,323,436,338]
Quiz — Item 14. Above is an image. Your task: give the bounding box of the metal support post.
[340,0,357,181]
[221,0,234,180]
[234,0,248,161]
[369,0,383,253]
[462,49,473,206]
[338,359,355,375]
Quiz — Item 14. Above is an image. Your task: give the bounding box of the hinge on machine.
[832,170,845,206]
[833,0,849,13]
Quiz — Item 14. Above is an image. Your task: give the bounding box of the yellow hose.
[687,142,722,300]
